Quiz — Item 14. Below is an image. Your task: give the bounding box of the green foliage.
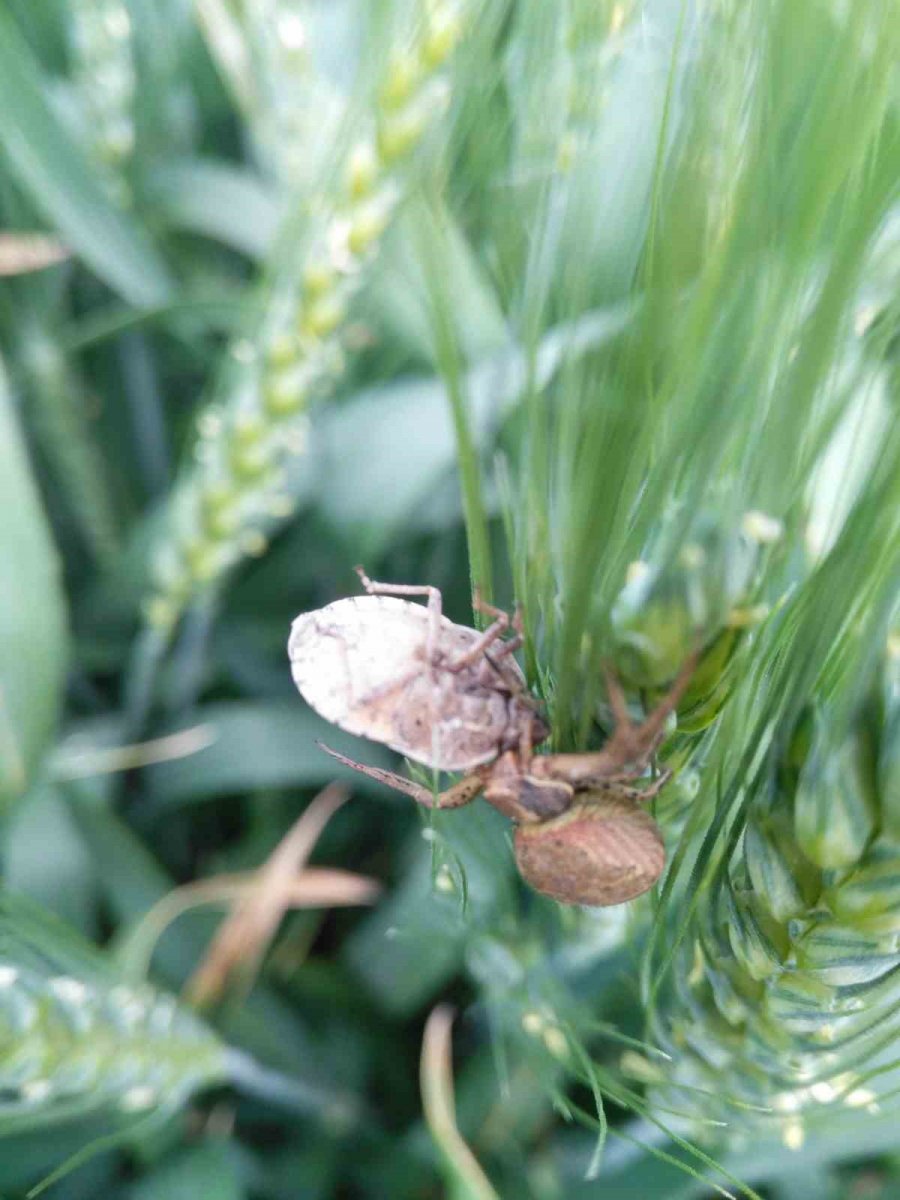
[0,362,68,811]
[0,6,172,306]
[0,0,898,1197]
[0,891,226,1192]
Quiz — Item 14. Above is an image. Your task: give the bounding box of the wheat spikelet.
[145,2,470,633]
[0,896,226,1123]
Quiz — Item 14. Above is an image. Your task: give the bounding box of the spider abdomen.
[514,795,665,906]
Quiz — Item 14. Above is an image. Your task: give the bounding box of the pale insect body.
[288,595,525,771]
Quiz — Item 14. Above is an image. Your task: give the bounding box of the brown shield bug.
[288,570,695,907]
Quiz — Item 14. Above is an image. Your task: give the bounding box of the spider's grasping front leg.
[318,743,486,809]
[529,655,697,794]
[599,652,698,774]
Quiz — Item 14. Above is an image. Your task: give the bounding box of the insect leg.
[444,592,512,672]
[487,633,524,662]
[473,597,524,640]
[355,567,443,677]
[471,590,510,625]
[318,742,483,809]
[514,701,534,768]
[511,604,524,636]
[318,742,435,803]
[450,593,528,673]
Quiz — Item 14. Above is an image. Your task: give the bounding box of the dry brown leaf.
[0,233,68,276]
[186,783,380,1006]
[420,1005,499,1200]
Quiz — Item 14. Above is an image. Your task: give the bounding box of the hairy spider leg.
[600,653,698,771]
[634,765,673,800]
[531,656,697,791]
[592,765,673,803]
[318,742,485,809]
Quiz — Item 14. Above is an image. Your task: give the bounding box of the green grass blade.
[147,159,281,259]
[0,8,173,306]
[0,357,68,811]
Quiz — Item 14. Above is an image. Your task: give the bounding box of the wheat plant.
[0,0,898,1197]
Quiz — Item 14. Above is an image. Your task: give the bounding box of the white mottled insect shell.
[288,595,525,771]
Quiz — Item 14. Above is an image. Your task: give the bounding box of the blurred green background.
[1,1,899,1197]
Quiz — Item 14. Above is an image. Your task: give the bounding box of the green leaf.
[0,888,114,984]
[141,701,396,809]
[561,1106,900,1199]
[315,305,632,554]
[128,1143,245,1200]
[65,787,367,1125]
[5,784,98,934]
[369,204,508,365]
[343,803,517,1015]
[0,1113,133,1192]
[0,358,68,810]
[0,8,173,307]
[148,159,281,259]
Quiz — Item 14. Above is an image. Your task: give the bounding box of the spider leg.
[317,742,483,809]
[632,765,672,801]
[635,652,698,748]
[600,653,698,770]
[586,767,673,805]
[530,655,697,791]
[602,663,634,731]
[533,755,675,800]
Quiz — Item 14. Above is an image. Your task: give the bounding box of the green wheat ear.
[144,2,469,637]
[464,1,900,1183]
[69,0,135,201]
[641,508,900,1151]
[0,892,226,1138]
